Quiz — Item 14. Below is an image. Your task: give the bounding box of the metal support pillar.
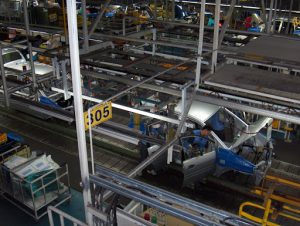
[218,0,236,46]
[62,0,68,44]
[23,0,36,89]
[267,0,275,34]
[88,0,112,39]
[152,28,157,56]
[286,0,294,34]
[0,47,9,108]
[23,0,31,37]
[166,0,169,20]
[66,0,92,225]
[61,60,70,100]
[28,43,37,89]
[272,0,278,33]
[195,0,206,88]
[211,0,221,73]
[81,0,89,52]
[122,17,126,36]
[52,57,60,79]
[172,0,175,21]
[154,0,157,19]
[261,0,268,32]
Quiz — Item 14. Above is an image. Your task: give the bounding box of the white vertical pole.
[66,0,92,225]
[211,0,221,73]
[195,0,206,88]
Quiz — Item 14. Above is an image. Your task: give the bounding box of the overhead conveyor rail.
[90,164,257,226]
[9,95,74,123]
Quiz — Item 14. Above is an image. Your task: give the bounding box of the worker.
[181,125,213,159]
[192,125,213,156]
[244,16,252,30]
[208,16,215,27]
[32,35,43,48]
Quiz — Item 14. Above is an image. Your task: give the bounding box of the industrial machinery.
[139,99,273,188]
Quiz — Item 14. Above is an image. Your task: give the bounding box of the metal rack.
[0,147,71,220]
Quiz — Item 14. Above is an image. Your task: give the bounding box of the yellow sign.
[84,102,112,130]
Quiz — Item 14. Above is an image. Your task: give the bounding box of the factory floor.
[0,189,85,226]
[0,118,299,226]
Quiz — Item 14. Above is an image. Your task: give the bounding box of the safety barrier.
[48,206,88,226]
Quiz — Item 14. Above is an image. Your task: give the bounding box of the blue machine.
[105,10,117,18]
[216,148,255,175]
[175,5,187,19]
[293,29,300,36]
[248,26,261,32]
[7,132,24,143]
[39,96,60,109]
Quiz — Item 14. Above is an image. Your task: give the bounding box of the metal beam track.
[91,165,256,226]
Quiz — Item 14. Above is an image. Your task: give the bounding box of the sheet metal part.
[195,93,300,125]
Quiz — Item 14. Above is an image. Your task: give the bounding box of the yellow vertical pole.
[134,113,141,129]
[262,199,272,226]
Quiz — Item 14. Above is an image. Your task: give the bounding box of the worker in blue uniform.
[182,125,213,158]
[192,125,213,156]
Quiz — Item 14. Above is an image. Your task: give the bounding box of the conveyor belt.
[0,110,138,175]
[10,95,74,122]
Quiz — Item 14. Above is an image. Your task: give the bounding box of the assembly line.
[0,0,300,226]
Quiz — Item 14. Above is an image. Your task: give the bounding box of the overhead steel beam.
[218,0,236,46]
[80,69,182,96]
[177,0,300,14]
[88,58,193,112]
[91,32,198,50]
[88,0,112,39]
[51,87,182,125]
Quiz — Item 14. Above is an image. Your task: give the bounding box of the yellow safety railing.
[239,200,279,226]
[239,174,300,225]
